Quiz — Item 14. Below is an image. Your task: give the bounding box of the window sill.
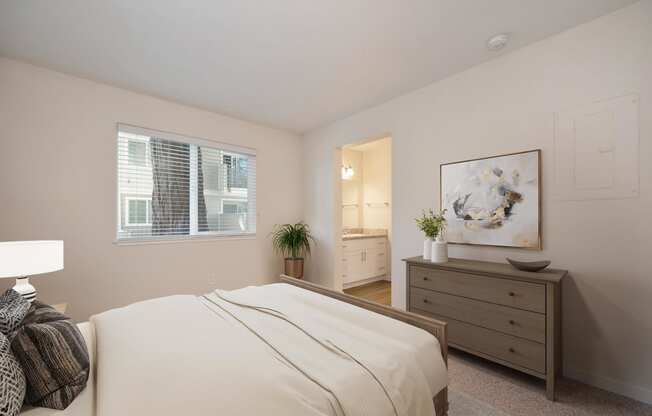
[113,233,256,246]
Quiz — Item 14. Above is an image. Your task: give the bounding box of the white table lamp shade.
[0,241,64,302]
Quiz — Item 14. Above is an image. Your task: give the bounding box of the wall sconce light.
[341,165,354,180]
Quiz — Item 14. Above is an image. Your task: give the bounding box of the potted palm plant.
[271,222,313,279]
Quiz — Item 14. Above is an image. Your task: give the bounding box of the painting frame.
[439,149,542,250]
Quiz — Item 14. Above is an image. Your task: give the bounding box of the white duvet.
[91,283,447,416]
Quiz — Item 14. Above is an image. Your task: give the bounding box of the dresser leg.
[546,376,556,401]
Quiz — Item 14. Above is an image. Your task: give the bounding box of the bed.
[20,276,449,416]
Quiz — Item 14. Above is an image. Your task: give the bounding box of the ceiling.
[0,0,637,133]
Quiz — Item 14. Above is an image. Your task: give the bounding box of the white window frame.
[115,123,257,245]
[125,197,152,226]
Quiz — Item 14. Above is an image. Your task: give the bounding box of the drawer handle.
[508,347,515,353]
[508,291,516,297]
[378,253,385,256]
[423,298,430,304]
[509,320,516,325]
[423,277,430,281]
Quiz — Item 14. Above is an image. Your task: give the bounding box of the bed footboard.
[279,275,449,416]
[434,388,449,416]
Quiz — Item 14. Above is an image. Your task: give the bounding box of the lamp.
[341,165,354,180]
[0,241,63,302]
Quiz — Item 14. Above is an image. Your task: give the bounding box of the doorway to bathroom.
[339,137,392,306]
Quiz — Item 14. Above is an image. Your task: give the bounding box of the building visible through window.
[127,198,151,225]
[223,154,248,190]
[128,140,147,167]
[221,200,248,231]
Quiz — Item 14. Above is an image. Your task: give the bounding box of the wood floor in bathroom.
[344,280,391,306]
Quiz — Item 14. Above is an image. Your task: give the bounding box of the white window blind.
[117,124,256,242]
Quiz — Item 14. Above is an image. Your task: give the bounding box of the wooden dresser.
[404,257,566,400]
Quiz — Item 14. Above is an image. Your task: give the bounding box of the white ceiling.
[0,0,637,133]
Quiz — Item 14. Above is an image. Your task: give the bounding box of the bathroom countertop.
[342,232,387,240]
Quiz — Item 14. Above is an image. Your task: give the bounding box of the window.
[126,198,152,225]
[220,200,248,232]
[222,200,247,214]
[128,140,148,166]
[223,154,248,189]
[117,124,256,242]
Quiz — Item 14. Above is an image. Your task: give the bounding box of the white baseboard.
[565,366,652,405]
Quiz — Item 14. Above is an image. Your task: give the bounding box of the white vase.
[431,237,448,263]
[423,238,433,260]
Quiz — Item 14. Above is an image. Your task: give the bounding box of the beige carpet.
[448,349,652,416]
[449,389,510,415]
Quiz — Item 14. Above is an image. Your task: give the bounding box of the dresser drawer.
[409,266,545,313]
[415,309,546,373]
[410,287,545,343]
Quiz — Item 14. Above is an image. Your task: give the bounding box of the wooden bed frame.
[280,275,449,416]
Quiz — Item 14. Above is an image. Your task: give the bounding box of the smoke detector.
[487,33,509,51]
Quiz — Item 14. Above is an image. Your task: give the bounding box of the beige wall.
[303,1,652,403]
[360,138,391,230]
[0,57,303,322]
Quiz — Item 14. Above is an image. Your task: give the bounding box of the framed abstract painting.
[440,149,541,249]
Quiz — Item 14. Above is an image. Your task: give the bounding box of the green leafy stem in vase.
[416,209,447,240]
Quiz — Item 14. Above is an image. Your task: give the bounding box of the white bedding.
[91,283,447,416]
